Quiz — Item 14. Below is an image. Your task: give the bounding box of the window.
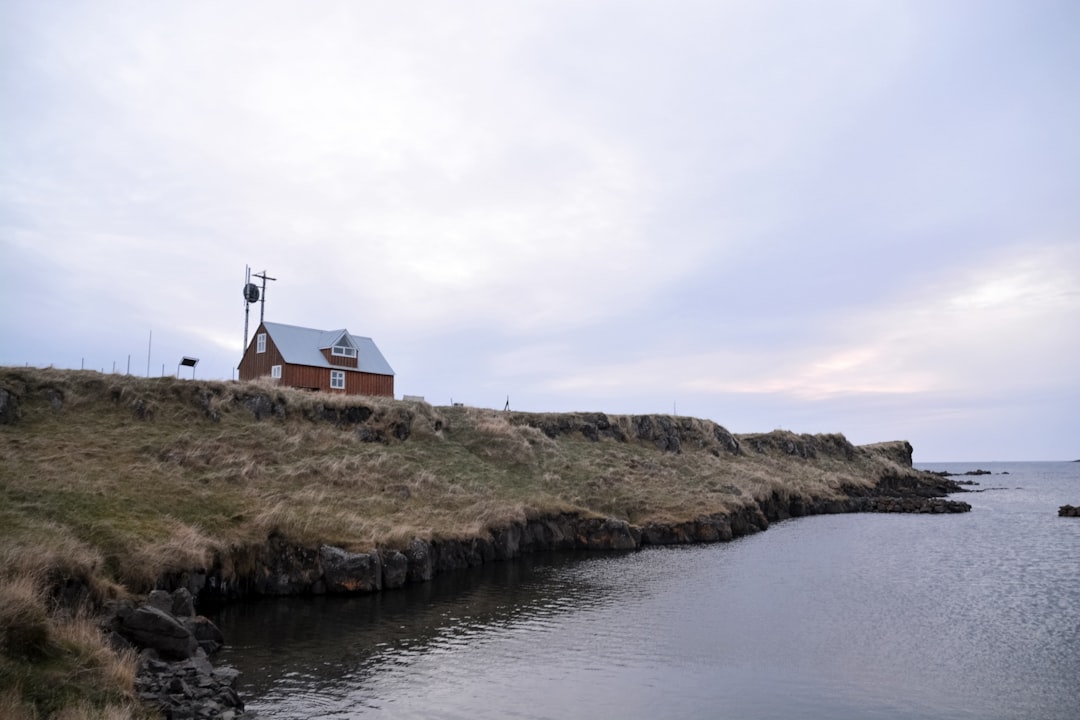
[331,333,357,358]
[330,370,345,390]
[256,333,266,353]
[270,365,282,379]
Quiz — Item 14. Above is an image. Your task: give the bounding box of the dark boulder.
[250,534,322,594]
[183,616,226,655]
[171,587,196,618]
[117,605,199,660]
[577,517,638,550]
[405,538,433,583]
[380,550,409,589]
[146,589,174,613]
[320,546,382,593]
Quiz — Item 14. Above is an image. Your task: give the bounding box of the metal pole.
[253,270,276,324]
[243,265,251,354]
[147,330,152,377]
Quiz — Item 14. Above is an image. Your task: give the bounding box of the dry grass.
[52,703,146,720]
[0,570,50,660]
[1,366,914,559]
[0,689,35,720]
[0,365,927,716]
[0,568,146,719]
[0,530,125,610]
[123,519,222,590]
[50,613,140,698]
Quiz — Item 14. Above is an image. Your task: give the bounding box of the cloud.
[2,0,1078,458]
[535,241,1080,407]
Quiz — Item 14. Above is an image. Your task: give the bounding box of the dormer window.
[331,333,357,358]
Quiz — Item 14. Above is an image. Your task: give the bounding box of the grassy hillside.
[0,366,927,717]
[0,367,921,586]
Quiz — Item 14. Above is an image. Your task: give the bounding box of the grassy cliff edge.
[1,367,960,717]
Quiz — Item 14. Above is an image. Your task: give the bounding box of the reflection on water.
[214,462,1080,720]
[214,553,625,699]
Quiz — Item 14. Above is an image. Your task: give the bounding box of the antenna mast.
[242,266,260,354]
[253,270,276,324]
[242,266,276,361]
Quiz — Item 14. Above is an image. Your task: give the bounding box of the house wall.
[255,362,393,396]
[237,328,284,381]
[281,365,393,396]
[322,349,358,368]
[346,371,394,397]
[279,364,328,391]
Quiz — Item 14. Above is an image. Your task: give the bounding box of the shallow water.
[213,461,1080,719]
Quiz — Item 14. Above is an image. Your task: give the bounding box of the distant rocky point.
[930,469,993,477]
[1059,505,1079,517]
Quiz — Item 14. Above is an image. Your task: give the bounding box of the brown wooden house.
[238,321,394,396]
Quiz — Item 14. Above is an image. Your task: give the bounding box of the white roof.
[261,321,395,376]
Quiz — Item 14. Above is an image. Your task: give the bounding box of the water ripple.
[216,462,1080,720]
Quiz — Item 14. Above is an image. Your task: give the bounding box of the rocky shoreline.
[102,473,970,718]
[104,589,251,720]
[157,476,969,606]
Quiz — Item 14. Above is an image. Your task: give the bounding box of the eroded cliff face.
[161,475,969,607]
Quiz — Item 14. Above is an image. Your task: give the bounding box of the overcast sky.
[2,1,1077,461]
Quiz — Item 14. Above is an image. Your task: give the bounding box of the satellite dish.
[243,283,260,303]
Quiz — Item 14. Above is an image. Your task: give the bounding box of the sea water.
[213,461,1080,719]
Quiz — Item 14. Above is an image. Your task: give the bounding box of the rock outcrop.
[517,411,742,455]
[1059,505,1079,517]
[104,589,248,720]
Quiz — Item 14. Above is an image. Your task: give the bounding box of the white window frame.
[330,370,345,390]
[332,344,357,358]
[256,333,267,353]
[270,365,282,379]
